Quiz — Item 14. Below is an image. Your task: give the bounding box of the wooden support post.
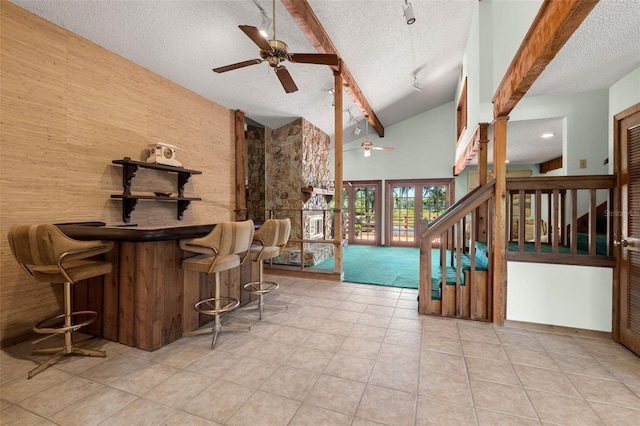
[492,117,508,325]
[333,70,344,278]
[234,110,247,221]
[477,124,489,243]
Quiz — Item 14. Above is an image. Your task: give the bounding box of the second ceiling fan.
[213,0,339,93]
[346,117,394,157]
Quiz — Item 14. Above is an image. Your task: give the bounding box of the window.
[456,76,468,146]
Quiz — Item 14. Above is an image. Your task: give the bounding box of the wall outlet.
[579,159,587,168]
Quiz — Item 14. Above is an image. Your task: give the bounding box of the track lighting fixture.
[259,13,272,37]
[412,73,422,91]
[403,0,416,25]
[252,0,272,37]
[346,109,362,135]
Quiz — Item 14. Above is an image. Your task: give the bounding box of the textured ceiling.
[9,0,640,166]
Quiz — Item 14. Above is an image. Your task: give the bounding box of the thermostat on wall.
[147,143,182,167]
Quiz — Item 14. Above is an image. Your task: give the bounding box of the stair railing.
[419,180,495,320]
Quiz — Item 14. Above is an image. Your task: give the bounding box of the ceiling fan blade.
[275,66,298,93]
[288,53,339,66]
[371,146,395,151]
[343,147,362,152]
[213,59,263,73]
[239,25,273,52]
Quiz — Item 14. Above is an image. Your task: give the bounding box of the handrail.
[506,175,615,191]
[422,179,495,240]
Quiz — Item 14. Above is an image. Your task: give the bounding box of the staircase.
[419,175,615,323]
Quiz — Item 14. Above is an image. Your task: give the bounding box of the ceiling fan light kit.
[212,0,338,93]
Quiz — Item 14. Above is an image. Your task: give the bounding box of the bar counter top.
[60,221,258,350]
[56,222,215,242]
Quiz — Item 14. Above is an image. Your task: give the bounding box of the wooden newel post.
[492,116,509,325]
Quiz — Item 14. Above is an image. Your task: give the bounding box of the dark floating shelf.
[111,157,202,223]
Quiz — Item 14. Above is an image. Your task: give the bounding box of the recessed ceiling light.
[540,132,555,139]
[505,160,510,164]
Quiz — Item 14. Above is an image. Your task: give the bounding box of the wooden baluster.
[535,189,542,253]
[570,190,578,254]
[589,188,597,255]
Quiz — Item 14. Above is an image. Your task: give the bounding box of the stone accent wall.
[265,118,331,249]
[246,125,265,223]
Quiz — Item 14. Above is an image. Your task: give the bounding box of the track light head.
[412,74,422,92]
[403,1,416,25]
[259,12,272,37]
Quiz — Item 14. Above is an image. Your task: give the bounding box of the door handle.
[614,239,628,247]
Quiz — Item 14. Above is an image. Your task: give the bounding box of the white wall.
[487,0,542,96]
[455,2,480,161]
[608,67,640,173]
[507,262,613,332]
[335,101,455,181]
[509,90,609,176]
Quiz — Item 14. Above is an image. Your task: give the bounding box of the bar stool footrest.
[194,297,240,316]
[243,281,279,295]
[33,311,99,335]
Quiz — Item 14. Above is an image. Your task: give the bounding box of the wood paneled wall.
[0,2,236,345]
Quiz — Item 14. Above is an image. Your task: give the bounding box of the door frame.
[613,102,640,352]
[385,178,455,248]
[342,180,382,245]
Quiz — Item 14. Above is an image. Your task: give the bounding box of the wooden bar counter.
[59,223,258,350]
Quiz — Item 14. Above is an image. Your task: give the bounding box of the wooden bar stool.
[7,224,114,379]
[240,218,291,320]
[180,220,254,348]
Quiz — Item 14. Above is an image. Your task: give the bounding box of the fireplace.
[308,214,324,240]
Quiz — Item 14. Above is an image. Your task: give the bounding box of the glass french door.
[342,181,381,245]
[387,179,453,247]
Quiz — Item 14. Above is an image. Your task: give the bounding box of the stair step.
[429,249,489,301]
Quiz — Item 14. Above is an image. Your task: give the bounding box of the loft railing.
[505,175,615,267]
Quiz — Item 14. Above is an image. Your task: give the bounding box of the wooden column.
[333,70,344,277]
[492,117,509,325]
[234,109,248,221]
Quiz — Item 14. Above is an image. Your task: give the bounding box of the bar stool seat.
[7,224,114,379]
[180,220,254,348]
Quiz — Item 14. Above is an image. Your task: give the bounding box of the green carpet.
[310,245,419,289]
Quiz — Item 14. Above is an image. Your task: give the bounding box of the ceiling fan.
[345,117,395,157]
[212,0,339,93]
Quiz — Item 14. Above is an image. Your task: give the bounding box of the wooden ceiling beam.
[539,156,563,174]
[493,0,598,118]
[281,0,384,137]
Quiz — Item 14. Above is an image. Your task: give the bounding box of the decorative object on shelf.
[111,157,201,223]
[147,143,182,167]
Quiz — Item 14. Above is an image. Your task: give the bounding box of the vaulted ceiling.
[10,0,640,165]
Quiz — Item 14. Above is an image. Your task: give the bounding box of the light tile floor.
[2,274,640,425]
